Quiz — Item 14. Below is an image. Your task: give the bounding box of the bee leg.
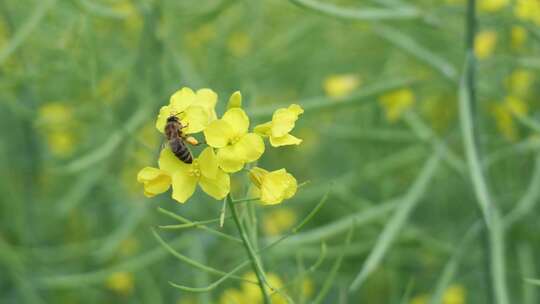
[185,136,201,146]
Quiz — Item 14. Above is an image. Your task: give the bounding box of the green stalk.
[226,194,272,304]
[458,0,509,303]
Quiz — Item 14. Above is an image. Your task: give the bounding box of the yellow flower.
[203,107,265,173]
[506,69,534,97]
[105,272,134,295]
[241,272,287,304]
[323,74,361,99]
[410,294,429,304]
[479,0,509,12]
[137,148,230,203]
[46,131,75,157]
[515,0,540,25]
[155,87,218,134]
[219,288,245,304]
[249,167,297,205]
[443,284,466,304]
[263,208,297,236]
[378,88,415,122]
[254,104,304,147]
[38,102,73,127]
[475,30,497,59]
[511,26,528,50]
[491,96,528,141]
[301,278,314,298]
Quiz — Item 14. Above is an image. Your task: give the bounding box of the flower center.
[229,135,242,145]
[188,161,201,177]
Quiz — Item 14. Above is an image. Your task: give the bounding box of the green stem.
[226,194,272,304]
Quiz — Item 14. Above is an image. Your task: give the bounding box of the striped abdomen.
[169,138,193,164]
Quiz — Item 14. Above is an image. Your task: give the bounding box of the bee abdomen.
[170,139,193,164]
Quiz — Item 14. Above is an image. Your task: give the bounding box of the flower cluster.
[138,87,303,204]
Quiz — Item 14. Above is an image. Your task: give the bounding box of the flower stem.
[226,194,272,304]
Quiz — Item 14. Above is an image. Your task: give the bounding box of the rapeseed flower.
[249,167,297,205]
[220,272,287,304]
[254,104,304,147]
[474,30,497,59]
[491,96,528,141]
[204,107,264,173]
[137,148,230,203]
[409,284,466,304]
[155,87,218,134]
[105,272,134,295]
[479,0,509,12]
[515,0,540,25]
[263,208,297,236]
[323,74,361,99]
[506,69,534,97]
[379,88,415,122]
[511,26,527,50]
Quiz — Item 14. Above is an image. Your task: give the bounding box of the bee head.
[167,115,180,123]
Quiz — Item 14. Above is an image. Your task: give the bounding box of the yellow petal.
[217,145,245,173]
[183,105,208,134]
[283,172,297,199]
[155,105,172,133]
[271,104,304,137]
[204,119,234,148]
[171,170,198,203]
[260,169,296,205]
[196,88,218,120]
[269,133,302,147]
[199,169,230,200]
[198,147,218,179]
[227,91,242,109]
[137,167,171,196]
[158,148,191,176]
[170,87,196,111]
[222,108,249,136]
[254,121,272,136]
[236,133,265,163]
[249,167,269,188]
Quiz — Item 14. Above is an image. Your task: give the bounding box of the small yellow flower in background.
[228,32,252,57]
[204,107,265,173]
[37,102,77,157]
[491,96,528,141]
[249,167,297,205]
[47,131,75,157]
[219,288,245,304]
[105,271,134,295]
[409,284,466,304]
[263,208,297,236]
[137,148,230,203]
[515,0,540,25]
[241,272,287,304]
[410,294,429,304]
[379,88,415,122]
[479,0,509,12]
[323,74,361,99]
[506,69,535,97]
[511,26,528,50]
[301,278,314,298]
[474,30,497,59]
[443,284,466,304]
[38,102,73,127]
[254,104,304,147]
[155,87,218,134]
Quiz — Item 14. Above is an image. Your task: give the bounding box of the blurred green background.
[1,0,539,303]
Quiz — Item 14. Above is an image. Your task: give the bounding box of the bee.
[164,114,199,164]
